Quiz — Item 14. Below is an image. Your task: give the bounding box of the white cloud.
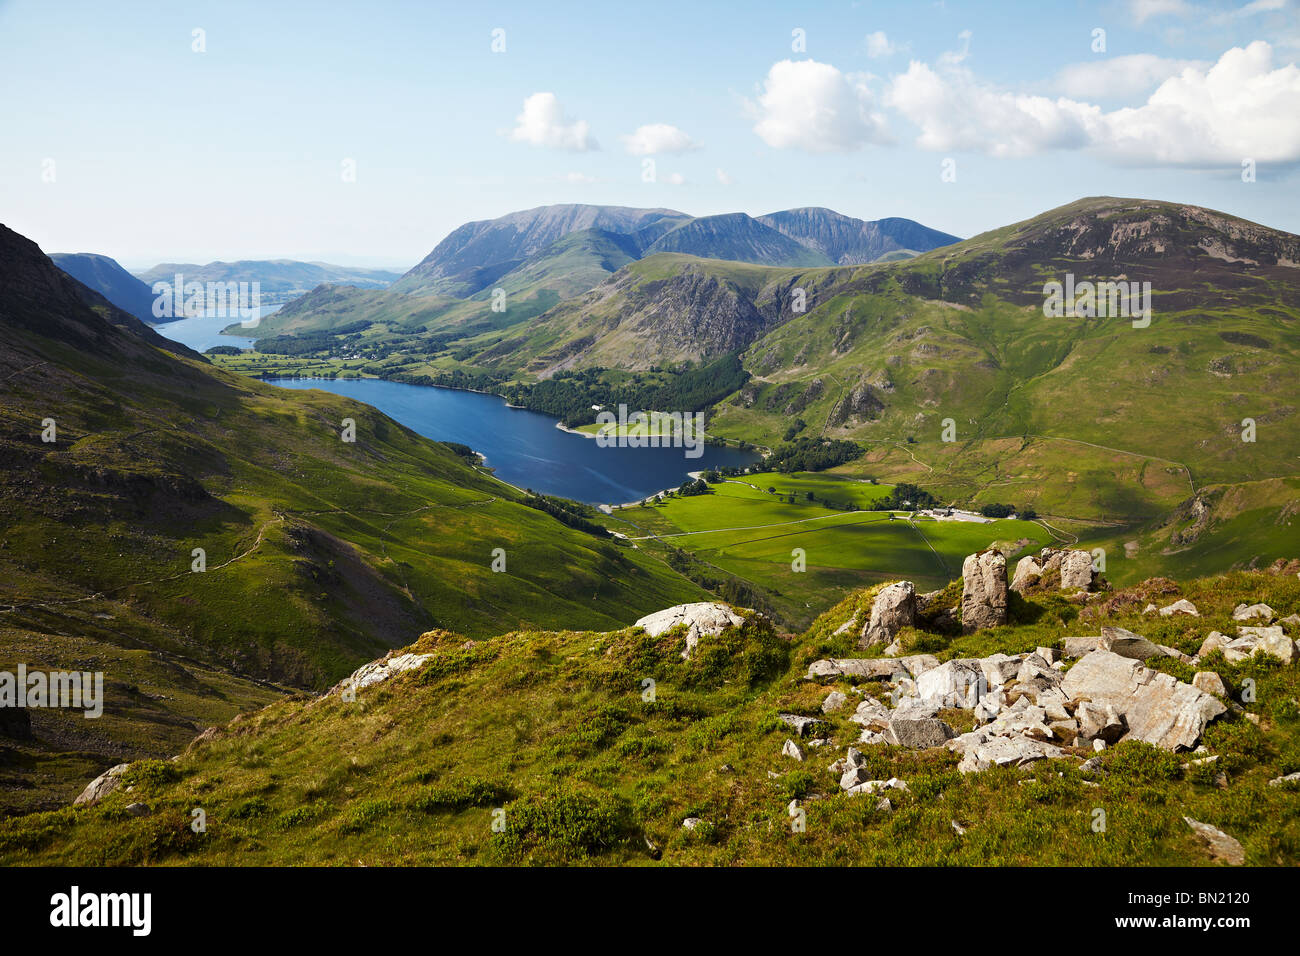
[865,31,895,58]
[564,171,596,184]
[664,172,687,185]
[1210,0,1288,23]
[746,59,890,151]
[1056,54,1207,98]
[886,41,1300,166]
[620,123,698,155]
[715,167,734,185]
[507,92,597,151]
[1131,0,1192,24]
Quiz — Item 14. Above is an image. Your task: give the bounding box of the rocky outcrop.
[858,582,916,648]
[1010,555,1042,592]
[635,602,746,659]
[1183,817,1245,865]
[74,763,130,807]
[1222,626,1296,664]
[1060,650,1226,751]
[806,655,938,681]
[961,550,1007,633]
[335,651,434,695]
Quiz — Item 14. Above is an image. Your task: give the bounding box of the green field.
[604,472,1054,628]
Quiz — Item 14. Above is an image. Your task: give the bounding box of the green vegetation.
[5,566,1295,866]
[604,471,1051,628]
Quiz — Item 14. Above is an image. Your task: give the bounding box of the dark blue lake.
[270,377,759,505]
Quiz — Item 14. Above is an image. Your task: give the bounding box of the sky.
[1,0,1298,270]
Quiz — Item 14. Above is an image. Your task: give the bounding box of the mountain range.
[226,197,1300,589]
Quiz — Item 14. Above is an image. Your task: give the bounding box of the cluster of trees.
[677,478,712,496]
[980,502,1037,520]
[253,321,371,356]
[766,437,864,473]
[498,354,750,427]
[664,547,776,620]
[871,482,940,512]
[521,493,610,538]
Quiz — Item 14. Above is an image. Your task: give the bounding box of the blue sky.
[1,0,1297,269]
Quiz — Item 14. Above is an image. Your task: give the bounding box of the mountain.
[642,213,833,267]
[391,204,690,297]
[756,207,960,264]
[451,197,1300,576]
[0,222,706,812]
[135,260,404,298]
[50,252,161,323]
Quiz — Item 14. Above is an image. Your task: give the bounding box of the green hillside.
[5,564,1296,866]
[0,224,706,813]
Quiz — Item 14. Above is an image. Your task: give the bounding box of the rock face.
[858,582,916,648]
[635,602,746,659]
[1060,650,1226,751]
[74,763,131,807]
[960,550,1007,633]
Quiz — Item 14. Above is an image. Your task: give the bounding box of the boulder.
[1232,602,1274,622]
[338,651,435,695]
[1192,671,1227,697]
[1076,700,1125,744]
[1183,817,1245,866]
[1060,650,1226,751]
[74,763,131,807]
[635,602,746,659]
[845,777,908,797]
[884,717,956,749]
[848,696,891,727]
[859,581,917,648]
[124,802,151,818]
[1158,599,1199,617]
[889,697,942,721]
[1268,771,1300,787]
[1010,555,1043,592]
[952,732,1064,773]
[779,713,828,738]
[916,659,984,703]
[979,652,1025,687]
[1224,625,1295,664]
[1197,631,1228,658]
[1057,550,1096,590]
[805,654,938,681]
[960,550,1008,633]
[821,690,848,714]
[1098,626,1165,661]
[1063,636,1103,659]
[782,739,805,761]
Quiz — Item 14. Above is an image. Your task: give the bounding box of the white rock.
[1159,599,1199,617]
[782,739,804,761]
[74,763,131,807]
[1060,650,1226,751]
[1232,602,1274,623]
[635,602,746,659]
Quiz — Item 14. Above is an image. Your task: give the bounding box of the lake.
[270,377,760,505]
[151,303,283,352]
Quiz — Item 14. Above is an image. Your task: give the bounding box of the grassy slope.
[604,473,1051,628]
[0,229,707,812]
[4,566,1295,866]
